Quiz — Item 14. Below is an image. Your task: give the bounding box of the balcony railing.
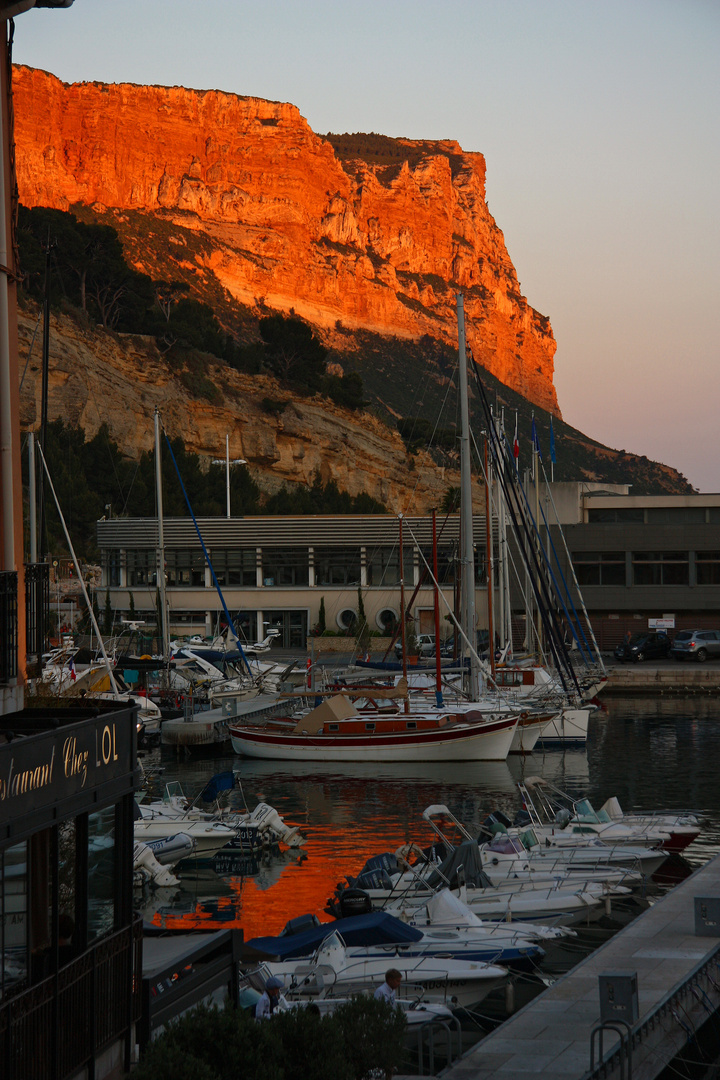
[25,562,49,661]
[0,571,18,685]
[0,915,143,1080]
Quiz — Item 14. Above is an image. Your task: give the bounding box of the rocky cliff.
[12,65,559,415]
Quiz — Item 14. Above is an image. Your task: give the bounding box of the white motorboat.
[252,931,508,1009]
[133,814,236,859]
[137,775,306,849]
[519,777,699,852]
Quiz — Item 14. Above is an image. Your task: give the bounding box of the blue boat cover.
[246,911,423,958]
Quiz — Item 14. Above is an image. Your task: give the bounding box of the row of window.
[107,545,486,589]
[588,507,720,524]
[574,551,720,587]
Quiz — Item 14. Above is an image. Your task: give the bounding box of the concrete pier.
[441,852,720,1079]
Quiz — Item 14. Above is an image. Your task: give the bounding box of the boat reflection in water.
[136,699,720,940]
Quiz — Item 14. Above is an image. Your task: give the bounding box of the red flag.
[513,416,519,461]
[69,657,76,682]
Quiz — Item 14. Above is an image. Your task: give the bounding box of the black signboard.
[0,705,136,830]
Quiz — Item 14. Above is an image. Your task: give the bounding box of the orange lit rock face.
[13,65,559,415]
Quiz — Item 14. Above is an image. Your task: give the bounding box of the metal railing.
[25,562,49,661]
[0,915,142,1080]
[0,571,18,684]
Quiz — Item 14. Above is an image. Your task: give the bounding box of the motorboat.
[249,930,508,1009]
[136,773,306,850]
[519,777,700,853]
[246,908,545,972]
[327,840,629,927]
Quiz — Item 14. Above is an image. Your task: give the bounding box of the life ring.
[140,654,152,660]
[395,842,426,869]
[520,712,528,720]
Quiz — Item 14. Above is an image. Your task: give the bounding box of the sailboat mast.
[154,407,170,659]
[456,294,479,696]
[432,508,443,706]
[484,435,496,681]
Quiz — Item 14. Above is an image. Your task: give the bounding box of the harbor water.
[136,695,720,940]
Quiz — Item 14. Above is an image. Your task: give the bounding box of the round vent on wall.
[376,608,398,633]
[336,608,357,631]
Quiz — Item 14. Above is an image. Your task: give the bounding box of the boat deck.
[441,851,720,1079]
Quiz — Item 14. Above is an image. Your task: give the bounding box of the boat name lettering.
[0,746,56,801]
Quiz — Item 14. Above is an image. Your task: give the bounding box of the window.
[212,549,256,587]
[314,547,362,586]
[573,552,626,586]
[126,549,155,586]
[0,841,28,1000]
[632,552,689,586]
[588,508,645,523]
[261,548,309,586]
[418,546,456,585]
[166,549,205,587]
[366,547,413,587]
[104,549,121,587]
[646,507,707,524]
[87,806,116,940]
[696,552,720,586]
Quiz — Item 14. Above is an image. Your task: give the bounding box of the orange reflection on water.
[147,817,437,940]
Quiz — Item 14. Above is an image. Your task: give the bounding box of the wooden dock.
[440,853,720,1079]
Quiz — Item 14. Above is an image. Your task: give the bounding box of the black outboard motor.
[281,913,321,937]
[338,888,373,919]
[513,809,532,828]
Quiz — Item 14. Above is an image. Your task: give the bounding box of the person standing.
[374,968,402,1005]
[255,975,286,1019]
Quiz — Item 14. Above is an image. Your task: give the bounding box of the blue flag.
[550,417,556,464]
[531,417,542,460]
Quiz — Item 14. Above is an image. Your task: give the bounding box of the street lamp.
[211,435,247,518]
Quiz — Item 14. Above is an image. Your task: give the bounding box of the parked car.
[670,629,720,662]
[394,633,436,659]
[614,632,672,663]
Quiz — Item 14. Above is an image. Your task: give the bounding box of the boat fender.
[395,842,426,869]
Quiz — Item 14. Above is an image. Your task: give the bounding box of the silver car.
[670,629,720,662]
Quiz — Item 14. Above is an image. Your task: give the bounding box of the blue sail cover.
[199,772,236,802]
[246,912,423,959]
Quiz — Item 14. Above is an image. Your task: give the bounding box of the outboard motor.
[338,888,373,919]
[281,913,321,937]
[513,809,532,828]
[478,810,514,842]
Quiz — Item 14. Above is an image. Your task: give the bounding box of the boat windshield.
[575,798,601,823]
[488,834,524,855]
[163,781,185,803]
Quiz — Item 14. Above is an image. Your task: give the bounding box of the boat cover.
[425,840,494,891]
[246,912,423,959]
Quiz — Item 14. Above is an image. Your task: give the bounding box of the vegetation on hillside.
[26,421,385,561]
[18,204,695,496]
[18,207,364,409]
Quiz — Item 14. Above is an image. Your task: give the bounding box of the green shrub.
[334,995,407,1080]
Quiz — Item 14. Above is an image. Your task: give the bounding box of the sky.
[12,0,720,491]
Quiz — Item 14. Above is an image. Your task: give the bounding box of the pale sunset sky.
[13,0,720,490]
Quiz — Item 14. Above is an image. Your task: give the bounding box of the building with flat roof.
[95,485,720,653]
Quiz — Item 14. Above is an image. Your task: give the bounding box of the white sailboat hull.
[230,714,518,762]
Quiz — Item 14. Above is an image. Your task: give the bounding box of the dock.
[441,852,720,1079]
[604,663,720,695]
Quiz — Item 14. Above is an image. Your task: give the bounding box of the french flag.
[513,415,519,461]
[69,657,76,682]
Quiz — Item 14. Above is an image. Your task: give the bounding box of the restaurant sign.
[0,711,134,826]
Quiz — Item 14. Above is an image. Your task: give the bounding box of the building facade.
[95,485,720,652]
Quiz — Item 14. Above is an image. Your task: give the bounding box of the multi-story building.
[96,484,720,652]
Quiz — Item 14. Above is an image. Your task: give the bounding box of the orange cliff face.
[12,65,559,416]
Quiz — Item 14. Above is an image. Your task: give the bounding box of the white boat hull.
[230,714,518,762]
[537,707,590,747]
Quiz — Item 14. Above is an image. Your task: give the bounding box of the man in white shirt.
[255,975,286,1019]
[373,968,402,1006]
